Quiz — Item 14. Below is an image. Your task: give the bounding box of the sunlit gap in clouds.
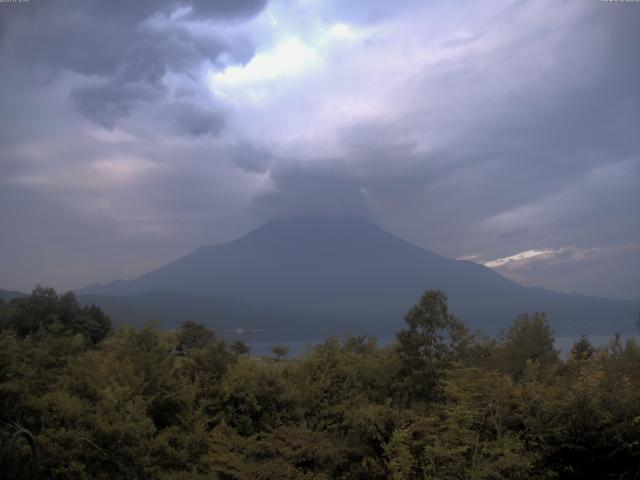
[207,16,364,103]
[484,244,640,271]
[484,249,559,268]
[204,8,369,159]
[209,37,319,95]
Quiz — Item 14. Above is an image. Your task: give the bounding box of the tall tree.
[498,313,558,378]
[396,290,469,404]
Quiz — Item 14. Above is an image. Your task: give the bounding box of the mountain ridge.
[0,289,28,301]
[77,215,639,337]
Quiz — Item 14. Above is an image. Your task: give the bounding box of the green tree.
[231,340,251,356]
[176,320,214,353]
[2,286,111,344]
[570,335,596,361]
[396,290,469,403]
[220,357,296,436]
[496,313,558,379]
[271,344,290,361]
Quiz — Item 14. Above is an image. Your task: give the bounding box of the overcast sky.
[0,0,638,300]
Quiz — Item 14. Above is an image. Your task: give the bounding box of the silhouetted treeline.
[1,288,639,479]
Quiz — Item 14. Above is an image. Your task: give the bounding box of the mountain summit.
[79,215,639,337]
[79,215,518,312]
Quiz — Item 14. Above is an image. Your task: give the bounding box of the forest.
[1,287,639,479]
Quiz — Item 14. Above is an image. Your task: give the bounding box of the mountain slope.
[0,289,28,301]
[77,291,399,341]
[79,216,639,336]
[80,216,519,305]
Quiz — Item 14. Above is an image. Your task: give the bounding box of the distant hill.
[77,291,398,342]
[0,289,28,301]
[78,215,640,338]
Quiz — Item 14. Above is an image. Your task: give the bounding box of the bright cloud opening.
[210,37,319,90]
[484,249,557,268]
[327,23,359,40]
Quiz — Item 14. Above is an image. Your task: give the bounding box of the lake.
[243,333,640,358]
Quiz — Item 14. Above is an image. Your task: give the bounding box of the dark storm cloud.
[169,101,226,137]
[231,143,274,173]
[70,81,162,129]
[0,0,265,130]
[62,23,229,129]
[185,0,266,19]
[250,160,372,219]
[3,1,252,74]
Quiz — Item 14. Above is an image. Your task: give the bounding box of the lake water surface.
[244,333,640,359]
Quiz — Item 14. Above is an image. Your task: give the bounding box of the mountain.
[76,290,391,342]
[78,215,640,338]
[0,289,28,301]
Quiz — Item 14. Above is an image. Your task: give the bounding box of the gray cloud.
[0,0,265,129]
[0,0,638,300]
[250,160,373,219]
[231,143,274,173]
[488,244,640,301]
[169,100,226,136]
[70,81,162,129]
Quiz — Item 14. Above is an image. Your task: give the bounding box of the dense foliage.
[1,288,639,479]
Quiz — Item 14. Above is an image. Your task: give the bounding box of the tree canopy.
[0,287,638,479]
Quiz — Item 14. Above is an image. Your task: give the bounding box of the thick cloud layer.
[0,0,638,300]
